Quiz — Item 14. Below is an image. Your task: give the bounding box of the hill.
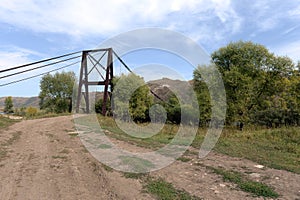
[0,78,192,110]
[0,96,39,109]
[147,78,194,102]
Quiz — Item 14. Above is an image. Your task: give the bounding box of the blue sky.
[0,0,300,97]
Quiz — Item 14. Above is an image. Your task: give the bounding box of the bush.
[26,107,38,117]
[14,107,27,117]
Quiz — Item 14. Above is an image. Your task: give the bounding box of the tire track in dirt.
[0,116,152,200]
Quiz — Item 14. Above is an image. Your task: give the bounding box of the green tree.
[193,64,227,127]
[165,94,181,124]
[112,74,153,122]
[211,41,295,126]
[279,69,300,126]
[193,66,211,126]
[4,96,14,113]
[39,71,76,113]
[95,98,111,116]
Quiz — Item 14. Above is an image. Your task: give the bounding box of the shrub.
[26,107,38,117]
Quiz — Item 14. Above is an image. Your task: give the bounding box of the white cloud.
[246,2,278,32]
[0,45,75,85]
[241,1,299,34]
[0,45,45,69]
[0,0,241,42]
[288,5,300,17]
[0,0,180,36]
[0,51,30,69]
[272,41,300,62]
[0,49,34,85]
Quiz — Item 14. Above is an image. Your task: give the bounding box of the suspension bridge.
[0,48,164,115]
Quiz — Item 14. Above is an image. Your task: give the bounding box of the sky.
[0,0,300,97]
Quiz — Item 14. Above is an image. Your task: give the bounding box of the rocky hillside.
[147,78,194,102]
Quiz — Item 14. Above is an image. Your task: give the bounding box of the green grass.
[25,112,71,120]
[97,144,112,149]
[208,166,279,198]
[145,178,201,200]
[0,131,22,160]
[121,170,201,199]
[52,155,68,160]
[176,157,191,162]
[86,115,300,174]
[120,168,200,199]
[68,133,78,137]
[211,127,300,173]
[0,115,19,129]
[123,172,148,179]
[97,115,198,150]
[101,163,113,172]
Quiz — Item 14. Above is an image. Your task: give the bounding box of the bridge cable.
[0,51,81,73]
[0,60,80,87]
[0,55,81,80]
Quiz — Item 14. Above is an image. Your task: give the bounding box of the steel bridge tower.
[75,48,113,115]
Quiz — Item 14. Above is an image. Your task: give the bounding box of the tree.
[193,67,211,126]
[95,98,111,116]
[4,96,14,113]
[165,94,181,124]
[112,74,153,122]
[39,71,76,113]
[210,41,295,126]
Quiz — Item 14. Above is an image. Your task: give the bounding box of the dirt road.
[0,116,299,199]
[0,116,151,200]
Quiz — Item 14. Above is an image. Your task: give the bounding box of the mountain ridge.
[0,96,39,109]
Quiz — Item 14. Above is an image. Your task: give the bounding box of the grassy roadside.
[94,115,300,174]
[211,127,300,174]
[0,115,19,129]
[97,115,181,149]
[0,116,22,161]
[24,112,72,120]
